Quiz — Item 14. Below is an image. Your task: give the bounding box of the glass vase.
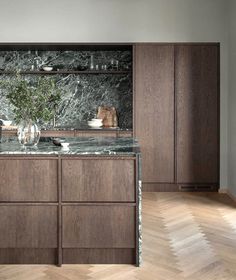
[17,120,41,146]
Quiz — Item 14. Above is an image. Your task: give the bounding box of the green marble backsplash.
[0,50,132,129]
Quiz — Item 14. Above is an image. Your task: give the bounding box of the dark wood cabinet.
[62,159,135,202]
[134,43,219,190]
[175,45,219,184]
[0,159,58,201]
[62,205,135,248]
[0,155,140,265]
[134,44,175,183]
[0,205,57,248]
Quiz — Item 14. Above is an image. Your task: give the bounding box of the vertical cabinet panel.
[62,206,135,248]
[0,206,58,248]
[134,44,175,182]
[175,45,219,183]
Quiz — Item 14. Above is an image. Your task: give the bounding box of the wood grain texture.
[175,45,219,183]
[134,44,175,183]
[0,249,57,264]
[63,249,135,264]
[1,192,236,279]
[0,159,58,201]
[62,159,135,202]
[0,206,57,248]
[62,205,135,248]
[74,131,118,137]
[41,130,133,138]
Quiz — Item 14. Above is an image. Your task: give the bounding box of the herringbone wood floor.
[0,192,236,280]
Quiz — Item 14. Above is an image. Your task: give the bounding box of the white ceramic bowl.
[91,118,103,123]
[2,120,12,126]
[42,66,53,71]
[61,142,70,148]
[88,121,103,128]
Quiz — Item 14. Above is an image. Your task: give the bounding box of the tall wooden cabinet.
[175,45,219,185]
[134,43,219,191]
[134,44,175,184]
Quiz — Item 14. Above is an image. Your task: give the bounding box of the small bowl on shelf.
[42,66,53,71]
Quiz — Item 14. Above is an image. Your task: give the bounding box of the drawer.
[74,131,118,137]
[0,206,57,248]
[62,205,135,248]
[62,159,135,202]
[0,159,58,201]
[41,130,75,137]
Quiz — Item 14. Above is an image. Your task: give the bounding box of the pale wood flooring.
[0,192,236,280]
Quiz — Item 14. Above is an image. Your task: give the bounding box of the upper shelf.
[0,70,131,75]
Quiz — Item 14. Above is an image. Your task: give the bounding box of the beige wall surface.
[0,0,229,188]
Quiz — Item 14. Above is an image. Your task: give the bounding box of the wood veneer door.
[134,44,175,183]
[175,45,219,183]
[0,159,58,201]
[62,205,135,248]
[62,159,135,202]
[0,206,57,248]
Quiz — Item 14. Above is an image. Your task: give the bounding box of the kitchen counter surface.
[0,136,140,156]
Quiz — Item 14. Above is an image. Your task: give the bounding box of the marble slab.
[0,50,132,129]
[0,136,140,155]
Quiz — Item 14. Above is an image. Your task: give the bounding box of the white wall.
[228,0,236,195]
[0,0,229,188]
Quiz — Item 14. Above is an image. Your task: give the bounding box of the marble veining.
[0,50,132,129]
[0,136,140,155]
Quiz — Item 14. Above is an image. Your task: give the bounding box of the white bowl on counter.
[0,120,12,126]
[88,118,103,128]
[88,122,103,128]
[61,142,70,148]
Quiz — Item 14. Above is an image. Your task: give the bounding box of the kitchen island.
[0,137,141,266]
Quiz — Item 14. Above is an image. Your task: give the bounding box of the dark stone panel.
[0,50,132,129]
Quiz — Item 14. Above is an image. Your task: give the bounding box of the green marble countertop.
[0,137,140,156]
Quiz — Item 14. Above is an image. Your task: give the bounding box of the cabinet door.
[175,45,219,183]
[62,159,135,202]
[0,159,58,201]
[0,206,57,248]
[134,44,175,182]
[62,206,135,248]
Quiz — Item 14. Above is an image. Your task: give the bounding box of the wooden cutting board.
[97,106,118,127]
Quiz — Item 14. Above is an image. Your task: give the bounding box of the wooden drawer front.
[62,159,135,202]
[74,131,118,137]
[0,159,58,201]
[62,206,135,248]
[41,130,75,137]
[0,206,57,248]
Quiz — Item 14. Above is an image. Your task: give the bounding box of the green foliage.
[0,74,62,124]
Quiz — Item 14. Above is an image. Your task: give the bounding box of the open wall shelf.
[0,70,131,75]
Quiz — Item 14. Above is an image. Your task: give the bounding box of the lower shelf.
[63,248,135,264]
[0,249,57,264]
[0,248,135,265]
